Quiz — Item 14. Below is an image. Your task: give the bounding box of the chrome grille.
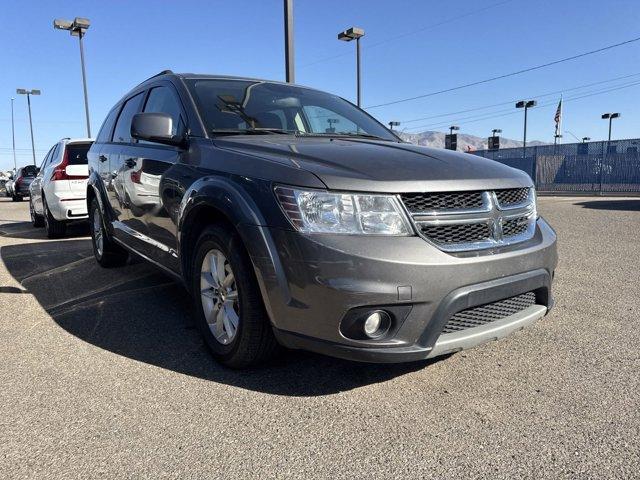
[420,222,490,245]
[495,188,530,208]
[441,292,537,334]
[401,191,483,213]
[402,188,536,252]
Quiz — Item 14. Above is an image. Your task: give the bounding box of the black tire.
[29,197,44,227]
[89,198,128,267]
[43,197,66,238]
[192,224,278,369]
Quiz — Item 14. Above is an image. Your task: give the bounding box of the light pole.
[492,128,502,137]
[601,112,620,143]
[10,98,17,171]
[449,125,460,136]
[582,137,591,143]
[388,121,400,131]
[283,1,294,83]
[338,27,365,107]
[54,17,92,137]
[554,133,562,146]
[16,89,41,166]
[515,100,536,158]
[600,113,620,193]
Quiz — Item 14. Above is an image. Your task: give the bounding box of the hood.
[214,136,532,193]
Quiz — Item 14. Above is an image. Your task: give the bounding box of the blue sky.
[1,0,639,170]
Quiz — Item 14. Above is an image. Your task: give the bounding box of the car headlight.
[275,186,413,235]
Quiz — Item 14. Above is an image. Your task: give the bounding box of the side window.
[49,143,60,166]
[40,146,55,170]
[112,92,145,143]
[96,108,119,143]
[142,86,185,136]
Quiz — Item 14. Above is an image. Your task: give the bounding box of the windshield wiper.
[210,128,296,136]
[295,131,393,142]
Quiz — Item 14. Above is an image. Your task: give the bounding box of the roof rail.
[152,69,174,78]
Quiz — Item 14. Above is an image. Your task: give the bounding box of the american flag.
[554,98,562,125]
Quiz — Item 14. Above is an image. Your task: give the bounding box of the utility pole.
[10,98,17,171]
[284,0,294,83]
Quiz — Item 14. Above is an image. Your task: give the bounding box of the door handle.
[99,155,108,163]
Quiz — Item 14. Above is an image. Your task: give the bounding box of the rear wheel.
[29,197,44,227]
[43,197,66,238]
[89,198,128,267]
[192,224,278,368]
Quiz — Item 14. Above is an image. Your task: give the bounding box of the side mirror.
[131,112,186,147]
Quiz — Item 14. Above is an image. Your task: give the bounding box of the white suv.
[29,138,93,238]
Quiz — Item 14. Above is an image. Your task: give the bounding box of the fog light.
[363,310,390,338]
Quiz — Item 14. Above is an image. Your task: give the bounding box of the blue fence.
[473,138,640,193]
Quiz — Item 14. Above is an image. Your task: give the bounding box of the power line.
[299,0,515,68]
[399,72,640,124]
[404,80,640,132]
[366,35,640,109]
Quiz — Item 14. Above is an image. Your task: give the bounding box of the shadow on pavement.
[1,239,430,396]
[0,221,89,240]
[576,199,640,211]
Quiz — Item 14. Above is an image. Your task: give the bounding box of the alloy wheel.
[93,208,104,257]
[200,249,240,345]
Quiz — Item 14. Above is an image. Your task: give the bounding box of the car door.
[104,92,145,241]
[120,84,186,267]
[31,144,55,214]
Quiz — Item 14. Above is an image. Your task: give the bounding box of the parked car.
[9,166,38,201]
[87,71,557,368]
[29,138,93,237]
[4,173,15,198]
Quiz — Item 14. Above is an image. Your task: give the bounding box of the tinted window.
[143,86,184,136]
[96,107,119,143]
[65,143,92,165]
[112,93,144,143]
[21,165,38,177]
[49,143,60,166]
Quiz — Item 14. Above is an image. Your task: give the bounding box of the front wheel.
[29,197,44,227]
[89,198,128,267]
[192,224,278,368]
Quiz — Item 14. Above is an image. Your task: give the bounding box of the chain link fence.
[473,138,640,193]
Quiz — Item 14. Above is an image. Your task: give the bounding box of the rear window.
[21,166,38,177]
[66,143,92,165]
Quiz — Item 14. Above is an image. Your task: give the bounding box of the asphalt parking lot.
[0,195,639,479]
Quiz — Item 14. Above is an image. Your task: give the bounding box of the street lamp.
[582,137,591,143]
[491,128,502,137]
[388,121,400,131]
[449,125,460,135]
[16,89,41,166]
[338,26,365,107]
[515,100,537,158]
[10,98,17,171]
[54,17,92,137]
[601,112,621,143]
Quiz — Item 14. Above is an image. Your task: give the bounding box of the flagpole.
[559,94,563,145]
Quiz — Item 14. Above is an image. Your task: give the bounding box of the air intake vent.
[442,292,537,334]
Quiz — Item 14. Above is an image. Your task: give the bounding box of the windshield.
[184,79,398,141]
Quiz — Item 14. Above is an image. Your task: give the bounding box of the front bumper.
[240,217,557,363]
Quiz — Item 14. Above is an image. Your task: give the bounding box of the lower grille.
[420,222,490,245]
[502,216,530,237]
[441,292,537,334]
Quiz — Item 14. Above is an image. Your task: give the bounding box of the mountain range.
[398,130,547,151]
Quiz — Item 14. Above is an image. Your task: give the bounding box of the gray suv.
[87,71,557,368]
